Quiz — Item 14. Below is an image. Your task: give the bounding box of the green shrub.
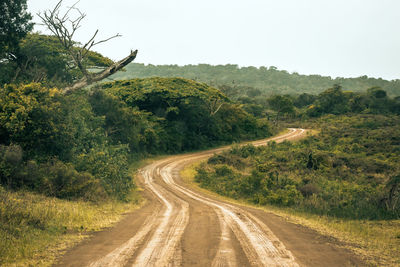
[40,160,106,202]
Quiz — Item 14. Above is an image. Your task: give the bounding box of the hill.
[109,63,400,96]
[93,77,271,153]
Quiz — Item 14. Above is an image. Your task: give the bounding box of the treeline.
[230,85,400,122]
[110,63,400,96]
[196,115,400,219]
[0,78,271,201]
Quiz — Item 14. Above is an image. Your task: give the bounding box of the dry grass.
[0,187,142,266]
[180,161,400,266]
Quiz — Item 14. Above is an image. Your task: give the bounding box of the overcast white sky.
[28,0,400,80]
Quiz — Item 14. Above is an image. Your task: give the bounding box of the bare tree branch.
[92,33,122,47]
[63,49,138,94]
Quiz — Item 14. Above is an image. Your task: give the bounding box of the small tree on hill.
[0,0,34,83]
[0,0,33,60]
[267,95,294,124]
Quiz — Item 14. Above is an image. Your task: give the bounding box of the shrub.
[298,183,320,197]
[40,160,106,202]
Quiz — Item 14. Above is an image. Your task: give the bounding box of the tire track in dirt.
[57,128,364,267]
[152,128,305,266]
[161,159,299,266]
[88,161,190,267]
[87,129,303,267]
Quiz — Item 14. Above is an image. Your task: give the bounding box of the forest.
[110,63,400,96]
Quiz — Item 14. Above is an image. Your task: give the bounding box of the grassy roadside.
[0,164,145,267]
[180,161,400,266]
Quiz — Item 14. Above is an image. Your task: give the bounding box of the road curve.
[56,129,364,267]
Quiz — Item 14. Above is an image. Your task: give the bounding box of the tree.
[316,84,349,114]
[383,174,400,214]
[367,87,390,113]
[38,0,138,93]
[246,88,262,98]
[267,95,294,123]
[0,0,33,84]
[0,83,73,159]
[0,0,33,60]
[13,33,114,86]
[294,93,317,108]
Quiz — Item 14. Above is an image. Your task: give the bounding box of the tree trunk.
[63,50,138,94]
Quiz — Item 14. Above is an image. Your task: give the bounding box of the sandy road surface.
[56,129,364,267]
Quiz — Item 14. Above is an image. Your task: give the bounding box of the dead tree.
[207,98,224,116]
[38,0,137,93]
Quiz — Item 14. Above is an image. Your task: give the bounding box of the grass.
[0,163,144,266]
[180,161,400,267]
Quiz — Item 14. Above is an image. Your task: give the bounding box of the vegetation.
[196,115,400,219]
[0,79,268,265]
[0,33,115,87]
[94,78,271,153]
[0,186,140,266]
[2,1,399,264]
[0,83,134,201]
[229,84,400,122]
[0,78,268,198]
[181,161,400,266]
[0,0,33,63]
[109,63,400,96]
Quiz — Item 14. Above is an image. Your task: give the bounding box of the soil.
[55,129,365,267]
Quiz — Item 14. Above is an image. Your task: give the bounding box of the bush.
[73,145,133,201]
[298,183,320,197]
[0,144,24,187]
[40,160,106,201]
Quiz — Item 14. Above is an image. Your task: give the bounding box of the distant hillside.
[109,63,400,96]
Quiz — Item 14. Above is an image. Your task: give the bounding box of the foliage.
[89,90,161,154]
[95,77,272,153]
[306,85,400,117]
[232,85,400,124]
[0,83,133,201]
[196,115,400,219]
[0,83,72,159]
[73,145,133,201]
[0,78,271,201]
[267,95,295,122]
[0,0,33,60]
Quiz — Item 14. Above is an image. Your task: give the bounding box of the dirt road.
[56,129,364,266]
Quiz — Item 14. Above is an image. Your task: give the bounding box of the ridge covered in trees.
[109,63,400,96]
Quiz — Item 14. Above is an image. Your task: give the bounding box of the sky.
[27,0,400,80]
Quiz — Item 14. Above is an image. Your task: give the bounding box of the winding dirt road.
[56,129,364,267]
